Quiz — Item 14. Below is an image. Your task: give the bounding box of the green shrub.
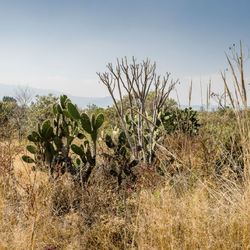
[160,107,200,136]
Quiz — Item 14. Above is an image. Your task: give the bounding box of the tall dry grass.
[1,42,250,249]
[133,41,250,250]
[0,142,136,250]
[135,177,250,249]
[221,41,250,180]
[1,126,250,250]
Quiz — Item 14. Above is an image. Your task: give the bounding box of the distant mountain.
[180,104,218,111]
[0,83,113,108]
[0,83,219,110]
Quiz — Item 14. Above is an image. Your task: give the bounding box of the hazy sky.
[0,0,249,104]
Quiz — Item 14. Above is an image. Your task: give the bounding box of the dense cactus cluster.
[22,95,104,183]
[104,130,138,187]
[22,93,201,186]
[160,107,200,136]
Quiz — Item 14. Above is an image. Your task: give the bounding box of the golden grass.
[1,116,250,249]
[136,180,250,249]
[1,148,250,249]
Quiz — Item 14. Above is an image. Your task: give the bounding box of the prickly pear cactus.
[69,110,104,182]
[160,107,200,136]
[104,129,138,187]
[22,95,105,183]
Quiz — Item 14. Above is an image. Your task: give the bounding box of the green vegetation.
[1,44,250,249]
[22,95,104,183]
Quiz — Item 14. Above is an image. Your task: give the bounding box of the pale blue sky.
[0,0,249,104]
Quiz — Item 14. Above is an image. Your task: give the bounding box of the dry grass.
[1,45,250,249]
[1,129,250,250]
[136,179,250,249]
[0,142,136,249]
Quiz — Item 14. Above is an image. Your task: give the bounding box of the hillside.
[0,83,112,108]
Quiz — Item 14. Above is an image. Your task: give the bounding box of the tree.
[0,100,18,139]
[28,94,58,130]
[98,57,178,163]
[117,91,177,115]
[85,104,104,115]
[2,96,17,103]
[11,86,34,140]
[15,86,33,106]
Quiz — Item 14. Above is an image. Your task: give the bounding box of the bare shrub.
[98,57,178,163]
